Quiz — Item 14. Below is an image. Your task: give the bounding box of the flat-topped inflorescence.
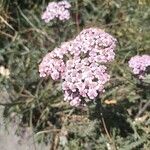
[128,55,150,79]
[39,28,117,106]
[41,1,71,22]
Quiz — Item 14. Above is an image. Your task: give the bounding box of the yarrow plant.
[41,1,71,22]
[39,28,117,106]
[128,55,150,79]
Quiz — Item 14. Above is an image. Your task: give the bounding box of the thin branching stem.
[96,99,117,150]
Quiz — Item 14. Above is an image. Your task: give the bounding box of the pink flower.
[39,28,117,106]
[62,59,110,105]
[41,1,71,22]
[39,54,65,80]
[87,89,98,99]
[128,55,150,78]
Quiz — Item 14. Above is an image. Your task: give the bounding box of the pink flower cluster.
[41,1,71,22]
[39,28,117,106]
[39,52,65,80]
[62,60,110,106]
[128,55,150,79]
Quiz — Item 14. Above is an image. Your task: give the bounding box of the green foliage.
[0,0,150,149]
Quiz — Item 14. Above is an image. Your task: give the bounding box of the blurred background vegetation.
[0,0,150,149]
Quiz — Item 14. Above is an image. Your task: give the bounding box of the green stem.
[95,99,117,150]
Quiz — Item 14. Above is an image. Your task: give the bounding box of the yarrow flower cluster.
[128,55,150,79]
[39,28,117,106]
[62,60,110,106]
[41,1,71,22]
